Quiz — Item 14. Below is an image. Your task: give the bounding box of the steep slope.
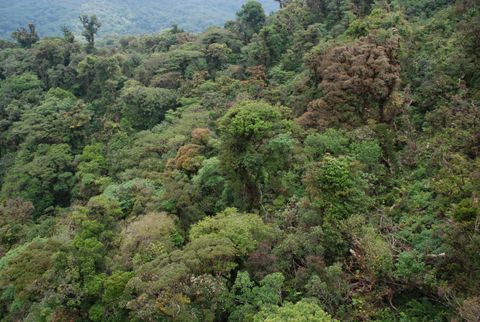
[0,0,479,321]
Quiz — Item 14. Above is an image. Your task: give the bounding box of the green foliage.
[0,73,43,149]
[120,80,177,130]
[0,1,478,321]
[189,208,271,257]
[80,15,101,53]
[349,139,382,167]
[75,143,111,199]
[0,72,42,113]
[193,157,227,212]
[119,212,177,267]
[103,178,161,217]
[229,271,285,321]
[0,199,34,253]
[304,155,370,219]
[357,226,394,278]
[253,299,338,322]
[5,88,89,149]
[1,144,75,215]
[218,100,294,209]
[306,263,349,313]
[76,54,124,99]
[0,238,59,319]
[304,129,349,160]
[394,251,426,282]
[233,0,267,42]
[11,23,39,48]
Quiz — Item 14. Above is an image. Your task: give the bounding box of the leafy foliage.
[0,0,479,321]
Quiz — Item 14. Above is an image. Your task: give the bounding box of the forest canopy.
[0,0,479,321]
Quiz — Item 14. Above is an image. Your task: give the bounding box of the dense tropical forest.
[0,0,479,321]
[0,0,278,39]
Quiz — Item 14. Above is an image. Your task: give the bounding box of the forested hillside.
[0,0,278,39]
[0,0,479,321]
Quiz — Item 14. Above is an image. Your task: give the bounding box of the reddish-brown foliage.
[191,128,212,145]
[300,36,402,129]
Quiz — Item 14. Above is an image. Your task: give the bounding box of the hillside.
[0,0,479,321]
[0,0,278,39]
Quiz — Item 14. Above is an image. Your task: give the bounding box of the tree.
[218,100,295,210]
[145,47,206,80]
[173,143,205,173]
[253,299,338,322]
[79,15,101,53]
[306,263,349,313]
[0,73,44,162]
[88,270,134,322]
[11,23,39,48]
[0,1,478,320]
[189,208,271,257]
[304,155,370,219]
[76,55,123,99]
[62,26,75,43]
[32,38,68,88]
[229,271,285,321]
[1,144,75,215]
[274,0,293,8]
[304,129,349,161]
[74,143,111,199]
[205,43,232,78]
[0,72,43,118]
[118,212,178,268]
[0,199,34,254]
[301,36,401,128]
[351,0,375,17]
[103,178,162,217]
[125,209,270,320]
[5,88,89,150]
[120,80,177,130]
[234,0,266,43]
[0,238,60,321]
[192,157,227,214]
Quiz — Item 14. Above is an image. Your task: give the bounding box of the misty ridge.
[0,0,278,39]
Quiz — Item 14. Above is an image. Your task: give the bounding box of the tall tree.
[11,23,39,48]
[79,15,101,53]
[62,26,75,43]
[218,100,294,210]
[274,0,292,8]
[235,0,266,43]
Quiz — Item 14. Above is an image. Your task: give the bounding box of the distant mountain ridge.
[0,0,278,39]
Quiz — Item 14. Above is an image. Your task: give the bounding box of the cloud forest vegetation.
[0,0,479,321]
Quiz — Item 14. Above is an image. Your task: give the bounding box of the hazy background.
[0,0,278,39]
